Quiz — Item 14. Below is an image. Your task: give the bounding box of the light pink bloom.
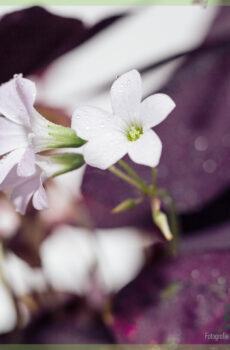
[0,161,48,215]
[0,152,84,215]
[0,74,82,185]
[72,70,176,169]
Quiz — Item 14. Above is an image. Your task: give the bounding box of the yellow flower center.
[127,125,143,141]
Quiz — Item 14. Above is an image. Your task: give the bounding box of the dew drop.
[191,269,200,279]
[203,159,217,173]
[194,136,208,151]
[218,277,226,285]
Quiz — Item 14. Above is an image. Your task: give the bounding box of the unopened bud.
[112,198,142,214]
[153,210,173,241]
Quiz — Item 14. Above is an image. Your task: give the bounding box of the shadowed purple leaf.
[0,6,126,83]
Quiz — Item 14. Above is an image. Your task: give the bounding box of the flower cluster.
[0,70,175,237]
[0,74,85,214]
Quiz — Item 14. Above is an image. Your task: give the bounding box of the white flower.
[40,225,151,300]
[0,153,84,215]
[0,159,49,215]
[72,69,175,169]
[0,74,84,184]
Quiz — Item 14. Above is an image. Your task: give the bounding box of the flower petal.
[110,70,142,122]
[72,106,112,141]
[141,93,175,130]
[0,75,36,127]
[128,130,162,167]
[17,145,36,177]
[83,133,128,170]
[32,173,49,211]
[31,109,85,152]
[0,148,25,184]
[10,169,47,215]
[0,117,27,156]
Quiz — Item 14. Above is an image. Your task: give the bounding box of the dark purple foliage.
[0,6,125,83]
[110,251,230,344]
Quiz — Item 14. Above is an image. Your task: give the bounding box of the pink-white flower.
[0,161,48,215]
[72,70,175,170]
[0,74,84,185]
[0,152,84,215]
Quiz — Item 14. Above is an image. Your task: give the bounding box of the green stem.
[109,166,149,194]
[156,189,180,255]
[118,160,149,191]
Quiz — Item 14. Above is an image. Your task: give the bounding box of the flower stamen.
[127,125,143,141]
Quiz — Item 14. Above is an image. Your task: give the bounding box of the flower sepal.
[39,153,85,177]
[46,123,86,149]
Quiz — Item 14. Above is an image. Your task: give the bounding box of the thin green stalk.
[156,189,180,255]
[118,160,149,191]
[152,168,157,192]
[109,166,149,194]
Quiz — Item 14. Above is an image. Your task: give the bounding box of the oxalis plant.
[0,70,179,253]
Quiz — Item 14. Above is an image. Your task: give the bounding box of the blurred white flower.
[40,225,153,306]
[0,152,84,215]
[72,69,175,169]
[0,198,20,238]
[0,74,84,214]
[3,253,46,297]
[0,160,49,215]
[0,282,17,334]
[0,74,80,182]
[0,253,46,333]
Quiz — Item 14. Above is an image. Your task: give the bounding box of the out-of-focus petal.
[0,282,17,334]
[110,70,142,123]
[3,253,46,297]
[141,93,175,130]
[40,225,94,295]
[128,130,162,167]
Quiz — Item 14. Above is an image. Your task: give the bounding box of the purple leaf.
[110,251,230,344]
[0,6,125,83]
